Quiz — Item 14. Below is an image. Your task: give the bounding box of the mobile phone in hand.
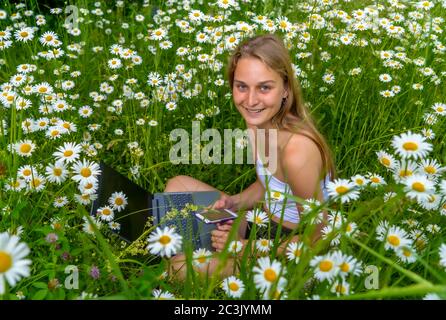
[195,208,237,224]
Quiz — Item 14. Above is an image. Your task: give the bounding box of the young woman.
[165,34,335,278]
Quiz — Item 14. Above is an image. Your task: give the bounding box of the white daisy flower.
[286,242,303,264]
[53,142,82,163]
[253,257,287,292]
[192,248,212,267]
[396,246,417,264]
[330,280,350,297]
[376,150,396,169]
[333,251,362,278]
[71,159,101,184]
[222,276,245,298]
[45,161,68,184]
[403,174,435,203]
[391,131,432,160]
[310,252,339,282]
[13,139,36,157]
[383,226,412,251]
[108,191,128,212]
[0,232,32,294]
[256,239,272,253]
[246,209,268,228]
[27,174,46,192]
[147,227,182,258]
[96,206,115,222]
[152,289,175,300]
[228,240,243,254]
[326,178,360,203]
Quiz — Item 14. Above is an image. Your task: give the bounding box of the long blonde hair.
[227,34,336,180]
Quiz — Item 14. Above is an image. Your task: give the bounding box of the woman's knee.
[164,175,192,192]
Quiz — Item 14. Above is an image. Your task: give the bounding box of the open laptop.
[89,162,220,250]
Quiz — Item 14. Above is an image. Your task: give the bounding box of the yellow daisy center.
[264,268,277,282]
[20,143,32,154]
[335,186,348,194]
[340,262,350,272]
[197,256,207,264]
[31,178,42,188]
[23,169,32,176]
[159,235,171,245]
[64,150,73,157]
[402,142,418,151]
[53,168,62,176]
[424,166,436,174]
[370,177,380,183]
[80,167,91,178]
[45,35,53,41]
[229,282,239,291]
[7,95,14,102]
[115,198,124,206]
[261,240,269,247]
[319,260,333,272]
[294,249,302,257]
[51,130,59,137]
[38,87,48,93]
[412,182,425,192]
[403,248,412,257]
[381,158,391,166]
[0,251,13,273]
[399,169,413,177]
[102,208,112,216]
[387,235,400,246]
[335,284,347,294]
[355,179,364,185]
[272,191,281,198]
[20,31,28,37]
[53,222,62,230]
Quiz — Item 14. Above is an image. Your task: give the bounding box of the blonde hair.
[227,34,336,180]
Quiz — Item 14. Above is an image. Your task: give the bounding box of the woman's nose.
[247,91,259,107]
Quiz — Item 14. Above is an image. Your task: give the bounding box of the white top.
[256,155,329,224]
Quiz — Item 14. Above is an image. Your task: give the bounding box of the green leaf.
[32,282,48,289]
[32,289,48,300]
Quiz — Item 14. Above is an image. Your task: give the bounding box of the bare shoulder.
[280,130,322,171]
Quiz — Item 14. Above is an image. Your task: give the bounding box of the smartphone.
[195,208,238,224]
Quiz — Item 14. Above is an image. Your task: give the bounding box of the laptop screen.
[90,162,153,242]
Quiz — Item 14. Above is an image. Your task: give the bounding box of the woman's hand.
[211,220,234,252]
[211,194,237,212]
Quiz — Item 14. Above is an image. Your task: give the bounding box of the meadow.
[1,0,446,300]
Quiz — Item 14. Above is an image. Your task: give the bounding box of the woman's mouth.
[244,107,266,114]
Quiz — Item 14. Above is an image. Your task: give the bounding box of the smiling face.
[232,57,288,129]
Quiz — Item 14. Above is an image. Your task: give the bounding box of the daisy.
[367,173,386,187]
[392,160,419,182]
[310,252,339,281]
[253,257,287,292]
[75,193,97,206]
[350,174,369,188]
[286,242,303,264]
[15,97,32,110]
[108,58,122,69]
[222,275,244,298]
[418,158,445,177]
[326,178,360,203]
[53,196,68,208]
[108,191,128,212]
[396,246,417,264]
[228,240,243,255]
[403,174,435,202]
[78,105,93,118]
[432,102,446,116]
[13,139,36,157]
[322,72,335,84]
[4,178,26,192]
[27,174,46,192]
[192,248,212,267]
[333,251,362,278]
[152,289,175,300]
[392,131,432,160]
[0,232,32,294]
[256,239,272,253]
[14,27,34,42]
[382,226,412,251]
[53,142,82,163]
[82,216,102,235]
[78,180,98,195]
[246,209,268,228]
[33,82,53,95]
[379,73,392,82]
[165,101,177,111]
[330,280,350,297]
[45,161,68,184]
[39,31,58,46]
[96,206,115,222]
[71,159,101,184]
[147,226,182,258]
[376,150,396,169]
[109,221,121,231]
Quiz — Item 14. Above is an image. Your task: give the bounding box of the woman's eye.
[237,85,246,90]
[260,86,270,91]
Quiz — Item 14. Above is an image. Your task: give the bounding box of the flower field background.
[1,0,446,300]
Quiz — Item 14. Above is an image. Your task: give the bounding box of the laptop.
[89,162,220,250]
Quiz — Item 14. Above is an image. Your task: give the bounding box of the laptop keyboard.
[161,193,201,248]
